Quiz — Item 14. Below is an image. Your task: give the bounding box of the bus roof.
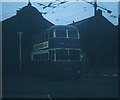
[47,25,78,32]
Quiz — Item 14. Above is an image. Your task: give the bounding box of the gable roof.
[2,3,54,35]
[72,9,116,31]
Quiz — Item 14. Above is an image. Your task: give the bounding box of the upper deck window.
[56,49,68,60]
[49,31,53,38]
[55,30,66,38]
[68,30,78,38]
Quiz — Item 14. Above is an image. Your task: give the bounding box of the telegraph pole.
[17,32,23,71]
[94,0,97,16]
[81,0,112,14]
[118,1,120,45]
[118,1,120,76]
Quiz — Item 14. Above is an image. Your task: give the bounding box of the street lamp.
[17,32,23,71]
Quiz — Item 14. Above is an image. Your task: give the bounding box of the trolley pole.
[17,32,23,71]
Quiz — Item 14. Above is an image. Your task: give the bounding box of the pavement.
[2,70,118,99]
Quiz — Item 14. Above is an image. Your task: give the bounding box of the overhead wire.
[41,1,92,15]
[44,5,88,14]
[52,6,93,24]
[36,2,57,14]
[62,2,80,8]
[60,6,93,20]
[41,0,94,24]
[99,1,106,9]
[36,0,68,14]
[98,0,110,12]
[2,0,117,24]
[98,0,118,18]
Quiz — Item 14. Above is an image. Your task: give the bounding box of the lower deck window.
[33,54,39,60]
[56,49,68,60]
[42,53,44,60]
[38,54,41,60]
[69,50,80,60]
[33,49,80,61]
[49,50,54,60]
[45,53,48,60]
[33,53,48,61]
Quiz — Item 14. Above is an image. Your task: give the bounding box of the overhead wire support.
[80,0,112,13]
[37,0,67,10]
[37,0,68,15]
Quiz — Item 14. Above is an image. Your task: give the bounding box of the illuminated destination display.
[34,41,48,50]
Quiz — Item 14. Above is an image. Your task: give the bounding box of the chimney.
[96,9,102,16]
[28,0,32,6]
[72,21,75,25]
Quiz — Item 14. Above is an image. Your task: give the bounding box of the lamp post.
[17,32,23,71]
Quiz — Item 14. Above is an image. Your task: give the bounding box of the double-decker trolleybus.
[31,25,83,78]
